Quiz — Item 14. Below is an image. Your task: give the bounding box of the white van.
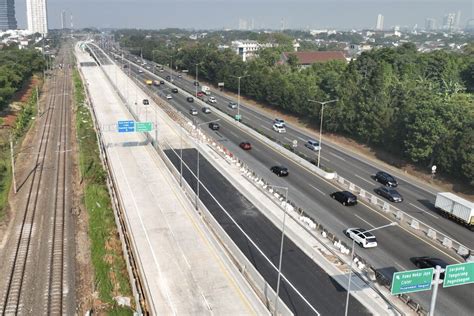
[272,123,286,133]
[304,139,321,151]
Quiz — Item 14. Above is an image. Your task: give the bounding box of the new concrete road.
[94,45,474,315]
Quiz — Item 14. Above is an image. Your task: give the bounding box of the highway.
[95,44,474,315]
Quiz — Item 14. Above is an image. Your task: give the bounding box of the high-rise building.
[0,0,17,31]
[455,10,461,30]
[443,13,456,31]
[26,0,48,35]
[425,18,436,31]
[376,14,384,31]
[61,10,66,29]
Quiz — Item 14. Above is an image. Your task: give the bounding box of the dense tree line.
[0,48,45,110]
[117,31,473,185]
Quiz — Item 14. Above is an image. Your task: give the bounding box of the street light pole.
[344,222,397,316]
[10,134,17,194]
[195,119,220,210]
[307,99,338,168]
[231,75,250,118]
[195,63,199,97]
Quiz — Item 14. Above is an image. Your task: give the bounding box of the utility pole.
[10,134,17,194]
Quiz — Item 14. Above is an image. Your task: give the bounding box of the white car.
[274,118,285,126]
[228,101,237,109]
[208,96,217,103]
[272,123,286,133]
[189,108,198,115]
[166,94,173,99]
[344,228,378,248]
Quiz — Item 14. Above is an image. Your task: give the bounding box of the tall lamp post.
[307,98,338,168]
[195,63,202,97]
[195,119,220,210]
[266,184,289,315]
[344,222,397,316]
[231,74,250,119]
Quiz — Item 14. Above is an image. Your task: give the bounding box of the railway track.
[0,48,72,315]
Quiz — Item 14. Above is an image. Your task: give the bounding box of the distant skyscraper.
[425,18,436,31]
[443,13,456,31]
[61,10,66,29]
[27,0,48,35]
[376,14,384,31]
[238,18,248,30]
[455,10,461,30]
[0,0,17,31]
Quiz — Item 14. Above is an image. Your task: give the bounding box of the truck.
[201,85,211,95]
[434,192,474,230]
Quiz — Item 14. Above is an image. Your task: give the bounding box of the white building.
[376,14,384,31]
[231,40,267,61]
[26,0,48,35]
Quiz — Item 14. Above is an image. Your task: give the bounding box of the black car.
[330,191,358,206]
[374,186,403,203]
[186,97,194,103]
[142,99,149,105]
[209,122,220,130]
[374,171,398,187]
[165,75,171,80]
[160,80,165,84]
[411,257,448,278]
[270,166,289,177]
[194,81,200,86]
[171,88,178,93]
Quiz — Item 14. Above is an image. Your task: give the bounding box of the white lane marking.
[329,152,346,161]
[409,203,439,219]
[284,137,292,142]
[394,261,408,271]
[354,214,376,228]
[309,184,325,195]
[297,136,307,142]
[355,174,374,186]
[320,156,330,162]
[261,126,271,131]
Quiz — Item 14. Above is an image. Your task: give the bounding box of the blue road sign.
[118,120,135,133]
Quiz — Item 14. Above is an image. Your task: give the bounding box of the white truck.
[434,192,474,230]
[201,85,211,95]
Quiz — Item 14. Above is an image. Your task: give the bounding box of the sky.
[14,0,474,30]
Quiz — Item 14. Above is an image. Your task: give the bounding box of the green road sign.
[391,268,434,295]
[136,122,153,132]
[443,262,474,288]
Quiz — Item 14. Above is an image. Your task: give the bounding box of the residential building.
[0,0,17,31]
[280,51,347,68]
[376,14,384,31]
[27,0,48,35]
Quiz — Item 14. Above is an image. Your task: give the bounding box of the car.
[194,81,200,86]
[374,186,403,203]
[146,66,151,69]
[374,171,398,187]
[411,257,448,278]
[142,99,149,105]
[344,228,378,248]
[187,97,194,103]
[138,69,144,73]
[272,123,286,133]
[171,88,178,93]
[304,139,321,151]
[159,69,164,72]
[197,91,205,97]
[228,101,237,109]
[166,94,173,100]
[274,118,285,126]
[160,80,165,84]
[239,142,252,150]
[209,122,220,130]
[270,166,289,177]
[202,107,211,114]
[178,74,182,78]
[208,96,217,103]
[189,108,198,115]
[165,75,171,80]
[330,191,358,206]
[123,64,128,69]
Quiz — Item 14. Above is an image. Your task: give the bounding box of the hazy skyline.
[13,0,474,30]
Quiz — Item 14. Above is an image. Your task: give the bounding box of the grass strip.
[73,69,133,313]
